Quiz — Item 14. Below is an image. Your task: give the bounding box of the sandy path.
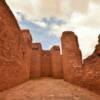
[0,78,100,100]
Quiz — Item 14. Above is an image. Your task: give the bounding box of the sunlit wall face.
[6,0,100,58]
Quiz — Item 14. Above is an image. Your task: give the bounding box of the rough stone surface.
[82,35,100,94]
[0,0,30,91]
[1,0,100,96]
[98,35,100,43]
[31,43,42,78]
[41,51,52,77]
[50,46,63,79]
[0,78,100,100]
[61,31,82,83]
[1,0,5,3]
[21,30,32,78]
[94,35,100,55]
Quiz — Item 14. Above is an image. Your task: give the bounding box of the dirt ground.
[0,78,100,100]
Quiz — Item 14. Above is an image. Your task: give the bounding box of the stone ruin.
[0,0,31,91]
[21,30,32,77]
[50,46,63,78]
[81,35,100,94]
[0,0,100,95]
[41,50,52,77]
[31,45,62,78]
[61,31,100,94]
[61,31,82,84]
[31,43,42,78]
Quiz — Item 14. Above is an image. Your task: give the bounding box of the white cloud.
[6,0,89,20]
[47,23,99,58]
[70,0,89,13]
[33,21,47,28]
[6,0,100,59]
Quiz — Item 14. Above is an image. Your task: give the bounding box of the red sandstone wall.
[82,56,100,94]
[0,1,30,91]
[61,31,82,83]
[50,46,63,78]
[1,0,100,95]
[81,35,100,94]
[21,30,32,77]
[41,51,52,77]
[31,43,42,78]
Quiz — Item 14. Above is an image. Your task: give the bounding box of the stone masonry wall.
[0,0,30,91]
[41,50,52,77]
[21,30,32,78]
[61,31,82,83]
[81,35,100,94]
[31,43,42,78]
[50,46,63,79]
[1,0,100,95]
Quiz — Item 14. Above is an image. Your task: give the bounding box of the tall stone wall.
[0,1,30,91]
[21,30,32,77]
[50,46,63,78]
[1,0,5,3]
[94,35,100,55]
[61,31,82,83]
[1,0,100,95]
[41,50,52,77]
[31,43,42,78]
[82,35,100,94]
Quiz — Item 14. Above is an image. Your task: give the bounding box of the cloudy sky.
[6,0,100,58]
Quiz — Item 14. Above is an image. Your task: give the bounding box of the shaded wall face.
[61,32,82,83]
[31,44,42,78]
[76,35,100,95]
[82,37,100,94]
[51,47,63,79]
[0,0,20,30]
[95,44,100,55]
[62,34,79,50]
[41,51,52,76]
[0,1,30,91]
[82,56,100,94]
[21,30,32,78]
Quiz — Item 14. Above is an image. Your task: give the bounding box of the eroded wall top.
[32,43,42,51]
[61,31,79,50]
